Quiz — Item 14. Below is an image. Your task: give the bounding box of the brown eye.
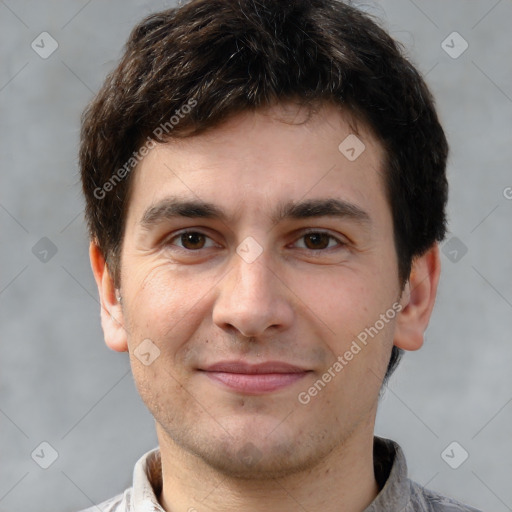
[303,232,332,250]
[165,230,220,253]
[180,232,206,250]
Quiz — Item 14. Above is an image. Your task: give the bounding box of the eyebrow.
[140,196,371,230]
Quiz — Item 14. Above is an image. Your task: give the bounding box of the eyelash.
[164,230,347,252]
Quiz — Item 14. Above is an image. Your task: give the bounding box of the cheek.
[122,260,212,352]
[291,267,382,335]
[122,263,205,412]
[293,266,398,376]
[129,352,193,429]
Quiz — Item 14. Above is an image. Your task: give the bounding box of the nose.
[212,250,294,338]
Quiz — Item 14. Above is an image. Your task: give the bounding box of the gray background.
[1,1,511,511]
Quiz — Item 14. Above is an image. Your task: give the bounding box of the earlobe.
[89,241,128,352]
[393,244,441,352]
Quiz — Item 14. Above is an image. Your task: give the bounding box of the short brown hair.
[80,0,448,381]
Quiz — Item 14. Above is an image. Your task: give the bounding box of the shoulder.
[408,479,483,512]
[75,487,131,512]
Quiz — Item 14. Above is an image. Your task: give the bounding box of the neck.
[157,418,379,512]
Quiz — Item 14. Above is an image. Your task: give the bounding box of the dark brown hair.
[80,0,448,382]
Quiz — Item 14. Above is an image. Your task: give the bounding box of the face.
[110,103,405,478]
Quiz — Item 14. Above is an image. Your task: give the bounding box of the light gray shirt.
[78,436,482,511]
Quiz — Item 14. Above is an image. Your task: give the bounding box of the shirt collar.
[365,436,411,510]
[131,446,165,511]
[130,436,410,511]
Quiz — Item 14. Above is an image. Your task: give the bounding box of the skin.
[90,102,441,512]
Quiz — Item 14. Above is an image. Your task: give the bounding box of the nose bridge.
[234,252,274,301]
[212,247,292,337]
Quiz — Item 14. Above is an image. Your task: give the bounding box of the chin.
[193,439,321,480]
[161,415,339,481]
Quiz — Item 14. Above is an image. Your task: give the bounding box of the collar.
[130,436,408,511]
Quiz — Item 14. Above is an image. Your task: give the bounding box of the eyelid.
[163,228,349,252]
[290,229,348,250]
[165,229,219,249]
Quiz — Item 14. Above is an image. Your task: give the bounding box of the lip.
[199,361,311,394]
[203,361,308,374]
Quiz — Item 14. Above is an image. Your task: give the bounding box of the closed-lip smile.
[199,360,311,394]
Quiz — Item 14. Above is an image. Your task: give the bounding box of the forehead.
[124,102,388,229]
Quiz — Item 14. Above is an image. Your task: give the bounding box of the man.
[78,0,482,510]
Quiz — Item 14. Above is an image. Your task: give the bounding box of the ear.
[89,241,128,352]
[394,244,441,351]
